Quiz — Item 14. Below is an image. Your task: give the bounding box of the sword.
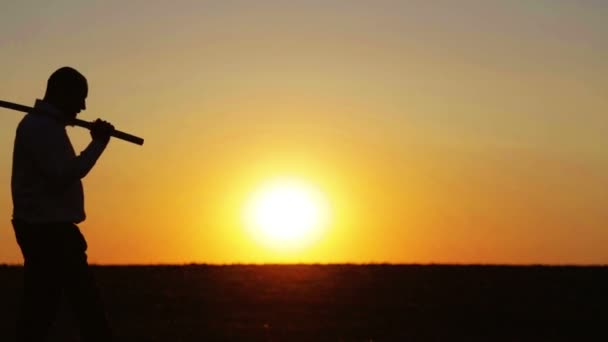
[0,99,144,146]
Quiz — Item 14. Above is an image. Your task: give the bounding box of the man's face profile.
[63,85,87,120]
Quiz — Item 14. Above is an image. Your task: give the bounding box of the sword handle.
[72,119,144,146]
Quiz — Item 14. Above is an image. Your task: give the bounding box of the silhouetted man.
[11,67,114,342]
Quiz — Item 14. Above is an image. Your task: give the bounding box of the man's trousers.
[12,219,112,342]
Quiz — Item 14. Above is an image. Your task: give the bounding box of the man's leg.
[12,220,62,342]
[60,223,113,342]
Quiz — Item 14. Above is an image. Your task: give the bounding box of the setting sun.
[243,178,330,251]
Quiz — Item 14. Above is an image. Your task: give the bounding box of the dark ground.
[1,264,607,341]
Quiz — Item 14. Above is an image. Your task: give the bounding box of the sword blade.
[0,99,144,146]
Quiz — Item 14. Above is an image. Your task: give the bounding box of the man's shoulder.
[18,113,62,133]
[16,113,65,145]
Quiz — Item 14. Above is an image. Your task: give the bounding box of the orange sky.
[1,1,607,264]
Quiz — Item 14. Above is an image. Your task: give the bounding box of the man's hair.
[44,67,87,99]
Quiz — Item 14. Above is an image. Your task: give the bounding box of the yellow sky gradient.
[1,1,607,264]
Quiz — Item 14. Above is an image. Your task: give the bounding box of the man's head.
[43,66,88,121]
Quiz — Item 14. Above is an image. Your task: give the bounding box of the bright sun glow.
[244,178,330,251]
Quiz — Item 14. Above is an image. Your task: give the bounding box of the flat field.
[1,264,606,341]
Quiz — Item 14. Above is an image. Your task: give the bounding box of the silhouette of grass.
[1,264,606,341]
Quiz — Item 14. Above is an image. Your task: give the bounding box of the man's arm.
[24,119,110,190]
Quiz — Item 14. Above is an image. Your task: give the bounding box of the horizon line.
[2,262,607,267]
